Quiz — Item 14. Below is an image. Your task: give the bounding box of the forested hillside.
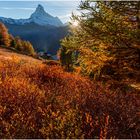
[4,23,68,54]
[0,22,35,55]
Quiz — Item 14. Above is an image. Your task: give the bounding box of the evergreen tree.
[59,38,75,71]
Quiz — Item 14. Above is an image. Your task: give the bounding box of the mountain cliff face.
[0,4,68,55]
[30,4,63,26]
[0,4,63,27]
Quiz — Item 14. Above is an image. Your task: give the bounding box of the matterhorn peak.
[37,4,44,11]
[35,4,50,16]
[31,4,52,19]
[0,4,63,27]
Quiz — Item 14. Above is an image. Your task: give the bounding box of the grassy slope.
[0,47,41,64]
[0,47,139,139]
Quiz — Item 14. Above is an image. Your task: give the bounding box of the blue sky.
[0,1,80,23]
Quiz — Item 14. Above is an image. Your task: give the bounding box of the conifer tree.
[0,22,10,47]
[60,1,140,79]
[9,35,16,48]
[14,37,23,51]
[59,38,75,71]
[23,41,35,55]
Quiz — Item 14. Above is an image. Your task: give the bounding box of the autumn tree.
[23,41,35,55]
[9,35,16,48]
[0,22,10,47]
[14,37,23,51]
[14,37,35,55]
[60,1,140,79]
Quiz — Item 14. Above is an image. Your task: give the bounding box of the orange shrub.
[0,57,139,139]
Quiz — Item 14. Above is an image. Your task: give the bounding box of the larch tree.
[0,22,10,47]
[23,41,35,55]
[60,0,140,79]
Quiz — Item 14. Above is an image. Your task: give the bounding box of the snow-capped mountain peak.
[0,4,63,27]
[36,4,45,12]
[31,4,52,19]
[29,4,63,26]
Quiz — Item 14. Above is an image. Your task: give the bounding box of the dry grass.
[0,55,139,139]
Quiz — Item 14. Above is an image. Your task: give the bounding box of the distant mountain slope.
[0,4,63,27]
[3,23,68,55]
[0,4,69,55]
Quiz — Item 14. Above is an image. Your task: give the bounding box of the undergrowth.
[0,56,139,139]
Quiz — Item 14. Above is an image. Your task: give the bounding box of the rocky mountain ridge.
[0,4,63,27]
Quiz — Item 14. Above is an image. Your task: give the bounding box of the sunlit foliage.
[0,22,35,56]
[0,23,10,47]
[60,1,140,80]
[14,37,35,55]
[0,57,139,139]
